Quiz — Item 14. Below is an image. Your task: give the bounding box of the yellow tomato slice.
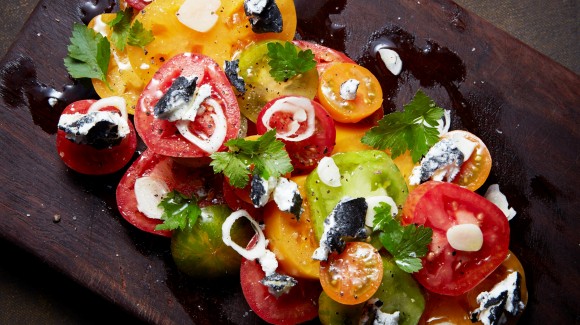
[318,62,383,123]
[127,0,297,85]
[263,175,320,279]
[88,14,144,114]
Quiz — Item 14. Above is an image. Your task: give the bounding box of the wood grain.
[0,0,578,324]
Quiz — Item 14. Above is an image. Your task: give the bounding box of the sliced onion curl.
[260,96,316,142]
[222,210,268,261]
[176,98,227,153]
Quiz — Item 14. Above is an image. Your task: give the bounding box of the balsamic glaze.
[79,0,118,25]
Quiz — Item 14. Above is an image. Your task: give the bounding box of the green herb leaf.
[210,130,293,188]
[155,191,201,231]
[267,41,316,82]
[64,23,110,84]
[373,202,433,273]
[128,20,155,48]
[107,9,132,51]
[361,90,444,163]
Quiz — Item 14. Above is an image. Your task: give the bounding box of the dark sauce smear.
[79,0,118,24]
[0,55,98,134]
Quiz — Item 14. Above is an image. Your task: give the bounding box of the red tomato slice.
[256,96,336,172]
[56,99,137,175]
[222,177,262,220]
[116,149,224,237]
[293,40,355,74]
[135,53,240,158]
[124,0,151,11]
[240,244,321,325]
[402,181,510,296]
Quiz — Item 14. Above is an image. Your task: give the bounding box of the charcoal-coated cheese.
[273,177,303,219]
[224,60,246,94]
[312,197,369,261]
[470,271,525,325]
[359,298,400,325]
[260,272,297,298]
[250,175,277,208]
[244,0,283,34]
[154,76,197,120]
[58,111,129,149]
[409,138,464,185]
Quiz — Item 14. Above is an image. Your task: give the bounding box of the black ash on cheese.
[470,272,525,325]
[312,197,369,261]
[224,60,246,94]
[260,272,297,298]
[58,111,127,149]
[154,76,197,120]
[409,138,464,185]
[250,174,276,208]
[273,177,303,220]
[359,299,400,325]
[244,0,283,34]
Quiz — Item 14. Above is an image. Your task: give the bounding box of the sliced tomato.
[134,53,240,158]
[441,130,492,191]
[240,238,321,325]
[402,181,510,296]
[256,96,336,172]
[293,40,355,74]
[318,62,383,123]
[116,149,223,237]
[319,242,383,305]
[124,0,151,11]
[222,177,262,220]
[56,99,137,175]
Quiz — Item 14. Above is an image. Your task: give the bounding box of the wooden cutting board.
[0,0,577,323]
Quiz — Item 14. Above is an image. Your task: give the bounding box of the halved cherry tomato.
[256,96,335,172]
[134,53,240,158]
[125,0,151,11]
[402,181,510,296]
[127,0,296,84]
[318,62,383,123]
[240,237,321,325]
[319,242,383,305]
[116,149,223,237]
[440,130,492,191]
[420,251,527,324]
[88,14,144,115]
[293,40,355,74]
[263,175,320,279]
[56,99,137,175]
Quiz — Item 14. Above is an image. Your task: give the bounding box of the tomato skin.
[256,96,336,172]
[116,149,223,237]
[293,40,355,74]
[135,53,240,158]
[56,100,137,175]
[402,181,510,296]
[125,0,151,11]
[240,251,321,324]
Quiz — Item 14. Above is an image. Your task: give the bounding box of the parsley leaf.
[361,90,444,163]
[64,23,110,84]
[210,130,293,188]
[373,202,433,273]
[107,9,154,51]
[267,41,316,82]
[155,191,201,231]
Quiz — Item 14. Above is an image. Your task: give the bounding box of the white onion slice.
[446,224,484,252]
[485,184,517,220]
[176,98,227,153]
[87,96,130,136]
[176,0,221,33]
[222,210,268,261]
[437,109,451,136]
[134,176,170,220]
[317,156,341,187]
[260,96,316,142]
[378,48,402,76]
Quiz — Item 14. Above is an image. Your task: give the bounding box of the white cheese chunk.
[244,0,268,14]
[317,156,341,187]
[339,79,359,100]
[134,176,170,220]
[177,0,221,33]
[446,223,484,252]
[273,178,302,218]
[471,271,525,325]
[485,184,517,220]
[378,48,402,76]
[451,133,477,162]
[364,195,398,227]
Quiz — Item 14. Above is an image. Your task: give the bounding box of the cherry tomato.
[319,242,383,305]
[402,181,510,296]
[56,99,137,175]
[236,41,319,122]
[293,40,355,74]
[420,251,527,324]
[125,0,151,11]
[134,53,240,158]
[88,14,144,115]
[318,62,383,123]
[240,237,321,325]
[263,175,320,279]
[440,130,492,191]
[127,0,297,84]
[256,96,335,172]
[116,149,223,237]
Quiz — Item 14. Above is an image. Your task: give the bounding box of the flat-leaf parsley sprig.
[155,191,202,231]
[64,23,110,86]
[210,130,294,188]
[361,90,445,163]
[267,41,317,82]
[107,9,154,51]
[372,202,432,273]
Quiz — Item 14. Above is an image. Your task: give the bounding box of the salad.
[56,0,528,324]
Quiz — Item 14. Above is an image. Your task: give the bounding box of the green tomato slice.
[306,150,408,239]
[170,204,254,278]
[236,40,319,122]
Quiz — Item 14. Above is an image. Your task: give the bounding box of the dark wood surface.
[0,0,578,324]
